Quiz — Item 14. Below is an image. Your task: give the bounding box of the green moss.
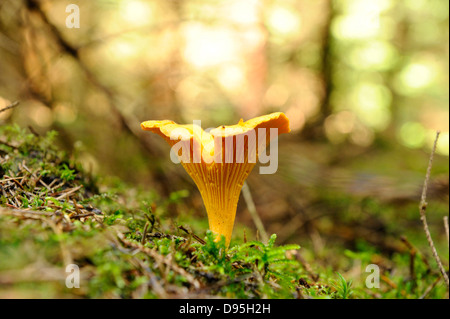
[0,124,447,299]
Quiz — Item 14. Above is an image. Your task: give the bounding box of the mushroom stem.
[182,162,255,247]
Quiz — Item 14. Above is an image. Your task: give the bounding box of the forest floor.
[0,124,448,299]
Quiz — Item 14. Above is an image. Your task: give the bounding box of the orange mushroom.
[141,112,290,247]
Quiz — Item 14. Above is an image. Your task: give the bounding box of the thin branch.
[420,276,441,299]
[0,101,19,114]
[24,0,158,157]
[296,251,319,282]
[419,131,449,289]
[178,225,206,245]
[444,216,449,250]
[242,181,268,244]
[400,236,417,281]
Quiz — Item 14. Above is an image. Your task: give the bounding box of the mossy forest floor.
[0,125,448,299]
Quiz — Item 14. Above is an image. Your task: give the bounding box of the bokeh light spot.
[182,24,238,69]
[264,84,289,108]
[267,6,301,36]
[400,63,435,89]
[399,122,427,149]
[435,131,449,156]
[120,0,153,27]
[28,102,53,128]
[217,64,246,92]
[351,83,392,131]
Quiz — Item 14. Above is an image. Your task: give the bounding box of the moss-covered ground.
[0,125,448,299]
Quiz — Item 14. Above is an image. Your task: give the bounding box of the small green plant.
[31,195,44,208]
[59,163,76,181]
[233,234,299,276]
[193,231,231,276]
[333,272,353,299]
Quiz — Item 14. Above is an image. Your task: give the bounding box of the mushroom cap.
[209,112,290,136]
[141,112,290,162]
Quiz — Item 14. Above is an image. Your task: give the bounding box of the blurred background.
[0,0,448,257]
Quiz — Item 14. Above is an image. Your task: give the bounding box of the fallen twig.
[178,225,206,245]
[0,206,72,267]
[420,276,442,299]
[54,185,83,200]
[141,222,149,245]
[0,139,18,149]
[0,207,53,218]
[115,231,201,289]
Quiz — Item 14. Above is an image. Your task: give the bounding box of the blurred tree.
[0,0,448,192]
